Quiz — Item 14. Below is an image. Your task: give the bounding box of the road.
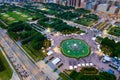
[45,14,120,42]
[0,28,59,80]
[0,47,20,80]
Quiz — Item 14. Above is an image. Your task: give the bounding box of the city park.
[0,3,119,80]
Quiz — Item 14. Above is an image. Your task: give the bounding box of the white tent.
[47,51,53,56]
[92,37,96,41]
[78,64,81,67]
[52,58,60,65]
[103,56,111,61]
[86,63,89,66]
[74,66,77,68]
[80,33,85,35]
[69,66,73,70]
[89,63,93,66]
[81,63,85,67]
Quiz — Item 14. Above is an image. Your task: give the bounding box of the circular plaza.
[60,38,90,59]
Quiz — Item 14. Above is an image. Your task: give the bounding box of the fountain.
[71,43,79,50]
[61,39,90,58]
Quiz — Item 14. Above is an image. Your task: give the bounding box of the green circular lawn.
[61,39,90,59]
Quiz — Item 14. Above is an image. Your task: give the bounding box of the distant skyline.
[0,0,120,14]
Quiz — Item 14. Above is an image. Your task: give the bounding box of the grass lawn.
[0,10,33,25]
[7,12,29,21]
[61,39,90,59]
[0,51,12,80]
[22,44,45,62]
[41,7,56,14]
[47,9,56,14]
[74,18,95,26]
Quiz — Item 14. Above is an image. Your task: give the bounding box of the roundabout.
[60,38,90,59]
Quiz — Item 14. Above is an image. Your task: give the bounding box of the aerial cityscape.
[0,0,120,80]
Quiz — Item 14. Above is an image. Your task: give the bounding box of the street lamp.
[46,28,51,33]
[56,32,61,36]
[102,29,108,38]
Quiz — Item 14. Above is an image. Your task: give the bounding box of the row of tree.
[69,70,116,80]
[38,17,81,34]
[8,21,49,50]
[101,37,120,57]
[44,3,74,11]
[0,59,5,72]
[55,11,80,20]
[109,27,120,36]
[23,3,98,27]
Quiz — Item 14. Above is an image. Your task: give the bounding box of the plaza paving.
[44,29,120,79]
[45,29,99,70]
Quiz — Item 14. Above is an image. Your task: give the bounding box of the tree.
[99,72,116,80]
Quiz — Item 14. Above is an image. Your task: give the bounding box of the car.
[106,69,114,74]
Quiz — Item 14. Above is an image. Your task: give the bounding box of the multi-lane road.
[0,28,59,80]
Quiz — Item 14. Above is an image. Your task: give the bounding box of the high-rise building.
[118,9,120,14]
[80,0,87,8]
[56,0,62,4]
[85,0,92,10]
[30,0,45,2]
[66,0,88,8]
[0,0,2,3]
[108,5,118,14]
[96,4,109,13]
[0,0,120,15]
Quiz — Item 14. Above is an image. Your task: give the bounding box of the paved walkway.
[36,61,59,80]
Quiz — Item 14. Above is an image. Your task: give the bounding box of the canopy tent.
[52,57,60,65]
[47,50,54,56]
[69,66,73,70]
